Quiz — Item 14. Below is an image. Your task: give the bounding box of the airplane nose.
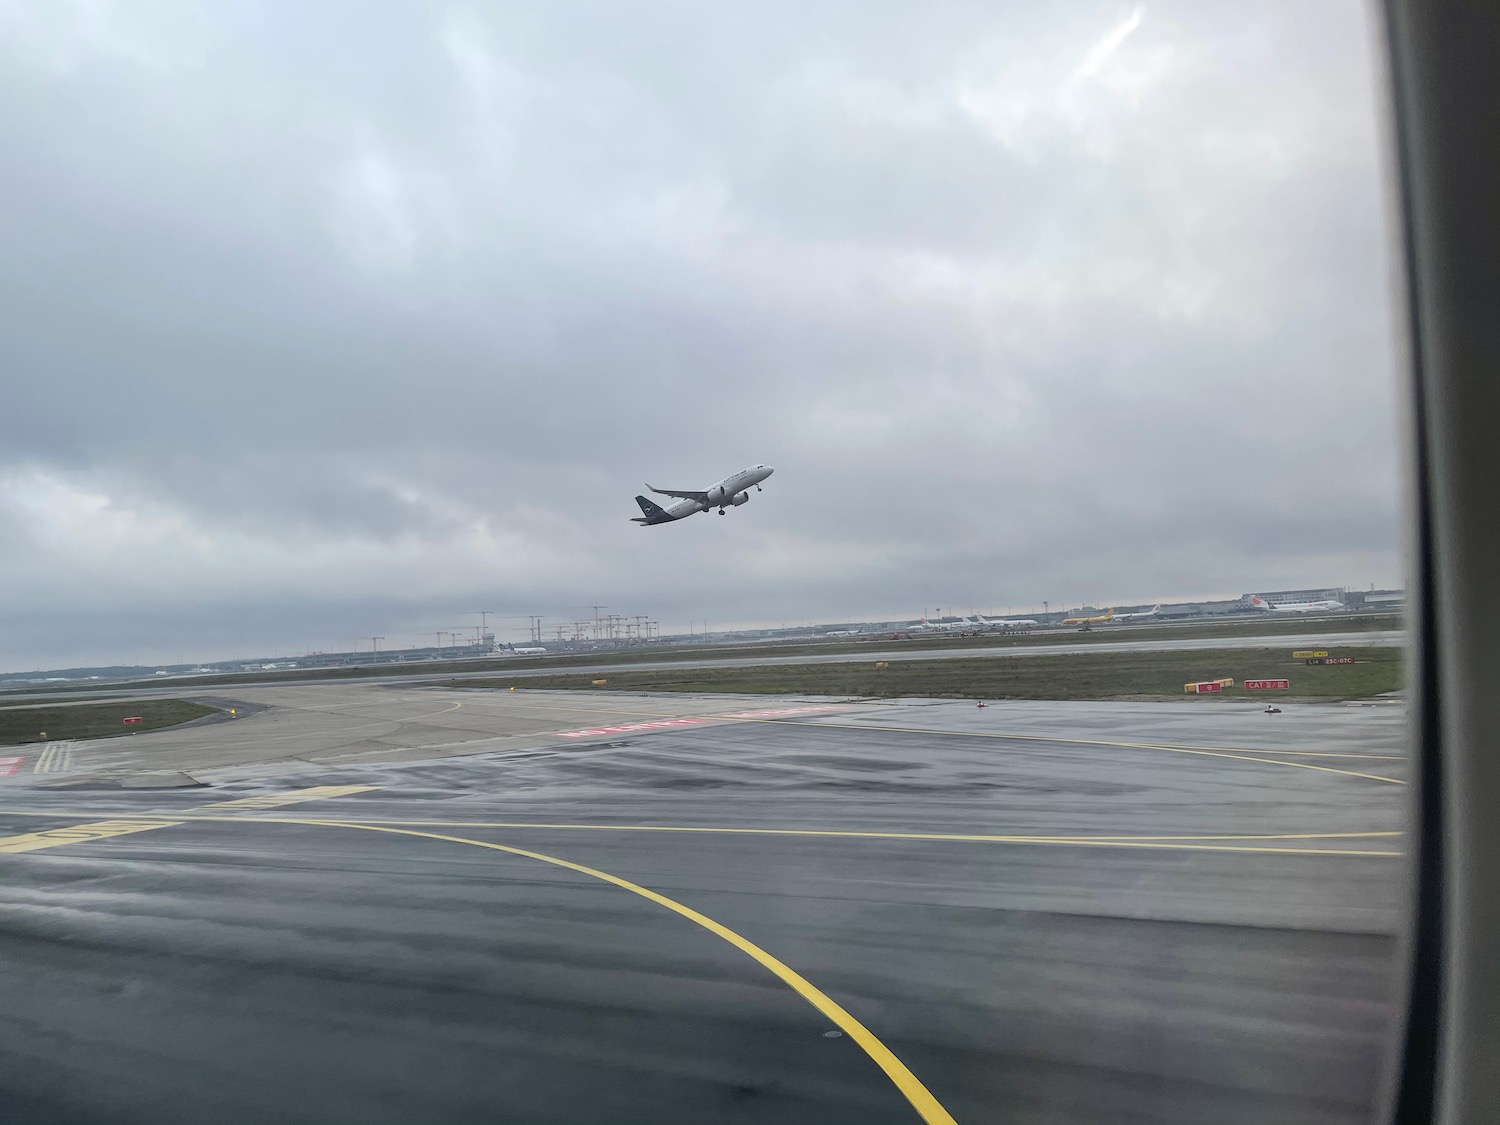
[762,466,774,477]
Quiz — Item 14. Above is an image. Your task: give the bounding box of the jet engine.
[706,485,728,505]
[730,491,750,506]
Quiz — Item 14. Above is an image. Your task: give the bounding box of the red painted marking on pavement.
[0,757,23,776]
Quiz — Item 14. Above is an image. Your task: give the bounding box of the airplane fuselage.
[1063,609,1114,626]
[911,617,977,632]
[706,465,774,507]
[977,615,1038,629]
[1247,596,1344,613]
[633,465,775,525]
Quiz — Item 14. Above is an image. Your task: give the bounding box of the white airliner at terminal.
[632,465,774,525]
[1245,594,1346,613]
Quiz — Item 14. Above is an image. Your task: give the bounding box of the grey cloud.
[0,0,1405,669]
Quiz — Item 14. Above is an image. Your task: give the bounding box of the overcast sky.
[0,1,1404,669]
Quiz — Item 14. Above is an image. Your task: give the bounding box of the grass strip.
[0,699,220,745]
[448,646,1402,702]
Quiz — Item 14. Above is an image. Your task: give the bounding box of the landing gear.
[718,509,725,515]
[756,486,762,492]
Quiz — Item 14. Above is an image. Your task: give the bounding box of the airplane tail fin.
[633,495,666,523]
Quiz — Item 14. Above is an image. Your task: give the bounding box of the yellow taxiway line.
[0,818,179,853]
[0,785,1405,1119]
[180,817,1402,857]
[0,804,1404,857]
[179,784,378,812]
[760,719,1407,785]
[305,819,960,1125]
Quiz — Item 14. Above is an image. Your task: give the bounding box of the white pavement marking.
[31,742,76,774]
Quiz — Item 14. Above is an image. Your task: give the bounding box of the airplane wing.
[646,484,710,502]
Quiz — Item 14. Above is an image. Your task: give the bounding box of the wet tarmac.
[0,691,1407,1124]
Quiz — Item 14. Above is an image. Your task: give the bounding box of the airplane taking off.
[1246,595,1344,613]
[632,465,774,525]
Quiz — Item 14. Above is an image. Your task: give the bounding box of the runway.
[0,627,1403,704]
[0,689,1406,1123]
[433,629,1405,685]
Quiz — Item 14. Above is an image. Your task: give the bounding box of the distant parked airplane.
[632,465,775,525]
[1062,608,1115,626]
[975,614,1038,629]
[909,615,973,632]
[1111,604,1161,621]
[1245,595,1344,613]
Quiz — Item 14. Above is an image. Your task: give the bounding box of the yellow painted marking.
[0,819,178,853]
[185,785,378,812]
[1114,744,1403,785]
[253,821,1401,843]
[0,807,1402,855]
[166,816,1404,856]
[1203,749,1404,760]
[304,820,960,1125]
[763,719,1406,785]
